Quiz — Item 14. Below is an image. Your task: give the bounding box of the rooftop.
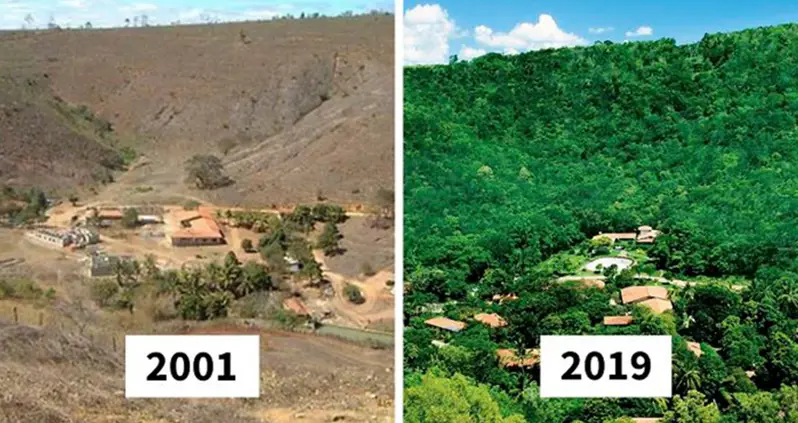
[621,286,669,304]
[424,317,466,332]
[604,315,634,326]
[638,297,674,314]
[473,313,507,328]
[172,214,223,239]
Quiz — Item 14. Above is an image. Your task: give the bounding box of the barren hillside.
[0,15,394,206]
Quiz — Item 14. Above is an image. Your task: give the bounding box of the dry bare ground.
[0,318,393,423]
[0,15,393,206]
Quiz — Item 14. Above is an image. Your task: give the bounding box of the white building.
[26,229,71,248]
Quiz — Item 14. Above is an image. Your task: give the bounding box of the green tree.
[405,371,527,423]
[662,391,721,423]
[317,222,344,256]
[184,154,233,189]
[121,207,139,228]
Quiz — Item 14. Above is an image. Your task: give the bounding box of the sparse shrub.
[386,280,394,287]
[344,283,365,305]
[241,238,254,253]
[90,278,119,307]
[134,186,153,193]
[0,278,44,300]
[361,262,376,276]
[183,200,200,210]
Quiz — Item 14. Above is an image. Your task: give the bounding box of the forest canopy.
[405,24,798,422]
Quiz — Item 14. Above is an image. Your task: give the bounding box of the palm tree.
[674,355,702,394]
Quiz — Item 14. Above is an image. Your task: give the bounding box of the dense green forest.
[404,23,798,422]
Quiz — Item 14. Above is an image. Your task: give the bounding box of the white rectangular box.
[125,335,260,398]
[540,335,671,398]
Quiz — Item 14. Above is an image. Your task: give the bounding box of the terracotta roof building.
[473,313,507,328]
[638,298,674,314]
[604,315,634,326]
[97,208,123,219]
[424,317,466,332]
[496,348,539,368]
[282,297,310,316]
[171,212,225,247]
[621,286,669,304]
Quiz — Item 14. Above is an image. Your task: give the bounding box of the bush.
[0,278,44,300]
[183,200,200,210]
[361,262,376,276]
[90,278,119,307]
[241,238,254,253]
[344,283,365,304]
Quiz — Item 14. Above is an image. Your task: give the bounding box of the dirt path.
[313,250,394,328]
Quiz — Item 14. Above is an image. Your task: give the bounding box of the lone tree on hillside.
[184,154,233,190]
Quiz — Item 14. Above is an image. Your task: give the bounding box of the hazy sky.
[0,0,392,29]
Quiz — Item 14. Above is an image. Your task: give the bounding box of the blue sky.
[0,0,392,29]
[404,0,798,64]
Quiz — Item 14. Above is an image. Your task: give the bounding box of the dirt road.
[313,250,394,329]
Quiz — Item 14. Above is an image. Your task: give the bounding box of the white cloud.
[625,26,653,37]
[588,26,613,34]
[458,45,487,60]
[473,14,587,54]
[404,4,457,65]
[60,0,86,8]
[119,3,157,13]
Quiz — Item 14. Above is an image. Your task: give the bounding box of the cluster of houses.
[592,225,661,244]
[26,227,99,249]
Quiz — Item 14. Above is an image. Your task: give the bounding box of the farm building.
[137,215,163,224]
[26,228,71,248]
[97,209,123,220]
[170,211,225,247]
[26,227,99,249]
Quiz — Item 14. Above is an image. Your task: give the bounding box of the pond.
[584,257,634,272]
